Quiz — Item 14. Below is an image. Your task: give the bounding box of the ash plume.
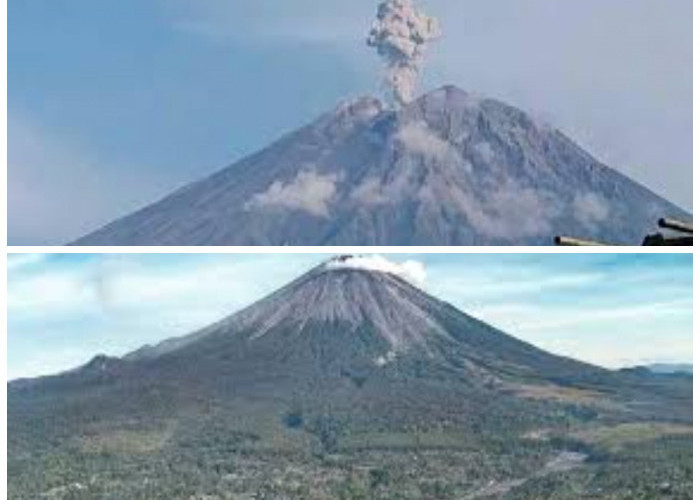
[367,0,441,107]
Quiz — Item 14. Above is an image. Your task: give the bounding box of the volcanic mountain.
[8,259,692,499]
[73,86,689,246]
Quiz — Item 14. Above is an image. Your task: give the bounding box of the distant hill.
[73,86,689,246]
[8,259,693,499]
[646,363,693,375]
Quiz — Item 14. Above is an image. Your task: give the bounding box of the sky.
[7,253,693,380]
[8,0,692,244]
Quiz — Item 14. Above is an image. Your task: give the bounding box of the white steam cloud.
[395,121,457,161]
[326,255,427,286]
[367,0,441,107]
[244,169,339,218]
[572,192,610,230]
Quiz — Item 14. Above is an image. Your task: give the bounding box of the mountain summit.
[118,257,600,384]
[73,86,688,246]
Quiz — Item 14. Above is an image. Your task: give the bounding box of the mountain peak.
[320,255,426,285]
[73,86,689,246]
[118,256,602,387]
[413,84,482,108]
[125,257,433,363]
[221,258,438,353]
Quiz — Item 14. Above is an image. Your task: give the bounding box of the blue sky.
[8,0,692,244]
[7,253,693,380]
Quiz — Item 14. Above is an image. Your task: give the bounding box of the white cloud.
[350,122,467,207]
[8,254,324,379]
[326,255,427,286]
[394,121,459,162]
[350,176,386,205]
[96,257,287,311]
[351,171,559,238]
[423,254,692,367]
[473,298,692,335]
[443,179,559,239]
[245,170,339,218]
[433,271,605,301]
[7,254,46,271]
[468,299,692,368]
[8,272,98,314]
[573,192,610,229]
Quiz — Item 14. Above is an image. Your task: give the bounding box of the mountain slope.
[10,260,691,438]
[73,86,689,246]
[9,262,603,409]
[8,260,692,499]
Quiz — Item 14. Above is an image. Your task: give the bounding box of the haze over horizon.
[8,0,692,244]
[7,253,692,380]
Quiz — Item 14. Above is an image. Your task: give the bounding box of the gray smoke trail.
[367,0,441,107]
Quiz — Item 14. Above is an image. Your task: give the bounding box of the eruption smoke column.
[367,0,441,107]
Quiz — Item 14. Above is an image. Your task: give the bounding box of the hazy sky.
[8,253,692,380]
[8,0,692,244]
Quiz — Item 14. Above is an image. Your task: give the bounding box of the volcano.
[8,258,693,499]
[73,86,689,246]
